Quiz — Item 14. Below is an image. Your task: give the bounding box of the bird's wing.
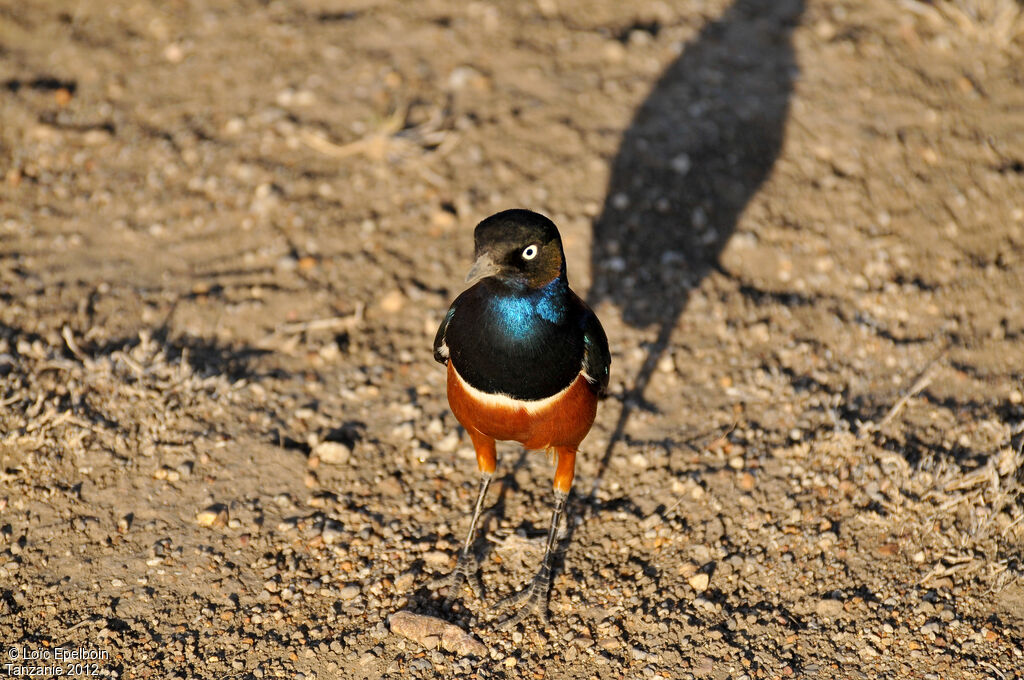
[433,304,456,364]
[581,310,610,396]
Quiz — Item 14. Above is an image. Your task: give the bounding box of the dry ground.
[1,1,1023,679]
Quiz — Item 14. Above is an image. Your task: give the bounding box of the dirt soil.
[2,0,1024,678]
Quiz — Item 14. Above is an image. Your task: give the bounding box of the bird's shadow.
[587,0,805,494]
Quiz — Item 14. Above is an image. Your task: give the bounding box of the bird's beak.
[464,253,501,285]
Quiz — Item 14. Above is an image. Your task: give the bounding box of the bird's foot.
[435,551,484,610]
[494,566,552,630]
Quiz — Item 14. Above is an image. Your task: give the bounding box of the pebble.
[657,354,675,373]
[379,475,404,496]
[573,636,594,649]
[688,572,710,592]
[671,153,692,175]
[436,431,460,453]
[339,585,361,600]
[694,656,714,676]
[423,550,450,566]
[378,289,405,313]
[704,517,725,544]
[629,453,649,469]
[313,441,352,465]
[408,658,432,671]
[321,520,345,544]
[816,599,844,618]
[394,572,416,592]
[196,504,228,528]
[388,611,487,657]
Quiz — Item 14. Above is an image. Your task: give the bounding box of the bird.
[432,208,610,627]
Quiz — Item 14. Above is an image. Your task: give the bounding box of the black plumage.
[433,209,609,401]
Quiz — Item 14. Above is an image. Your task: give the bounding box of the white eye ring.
[522,245,539,260]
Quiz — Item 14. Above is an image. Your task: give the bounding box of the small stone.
[408,658,432,671]
[339,585,361,600]
[629,453,649,469]
[657,355,675,373]
[196,504,228,528]
[163,43,184,63]
[688,572,710,592]
[728,456,744,470]
[313,441,352,465]
[671,154,692,175]
[378,289,405,313]
[394,572,416,592]
[738,472,756,491]
[816,599,844,618]
[423,551,450,566]
[573,636,594,649]
[321,521,344,544]
[379,475,404,496]
[389,611,487,657]
[436,432,460,453]
[694,656,713,676]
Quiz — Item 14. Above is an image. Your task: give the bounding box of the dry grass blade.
[299,102,409,161]
[300,98,457,166]
[859,357,942,437]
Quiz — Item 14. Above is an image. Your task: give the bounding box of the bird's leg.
[437,431,496,608]
[496,447,575,630]
[441,472,491,607]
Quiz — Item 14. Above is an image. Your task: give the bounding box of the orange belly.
[446,361,598,452]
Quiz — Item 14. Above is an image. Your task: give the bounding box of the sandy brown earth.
[2,0,1024,678]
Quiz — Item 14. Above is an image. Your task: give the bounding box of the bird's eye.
[522,245,538,260]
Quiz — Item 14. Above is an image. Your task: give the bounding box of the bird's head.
[465,209,566,290]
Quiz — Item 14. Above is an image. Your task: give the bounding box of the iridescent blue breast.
[445,278,584,400]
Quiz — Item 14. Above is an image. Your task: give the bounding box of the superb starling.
[433,209,611,627]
